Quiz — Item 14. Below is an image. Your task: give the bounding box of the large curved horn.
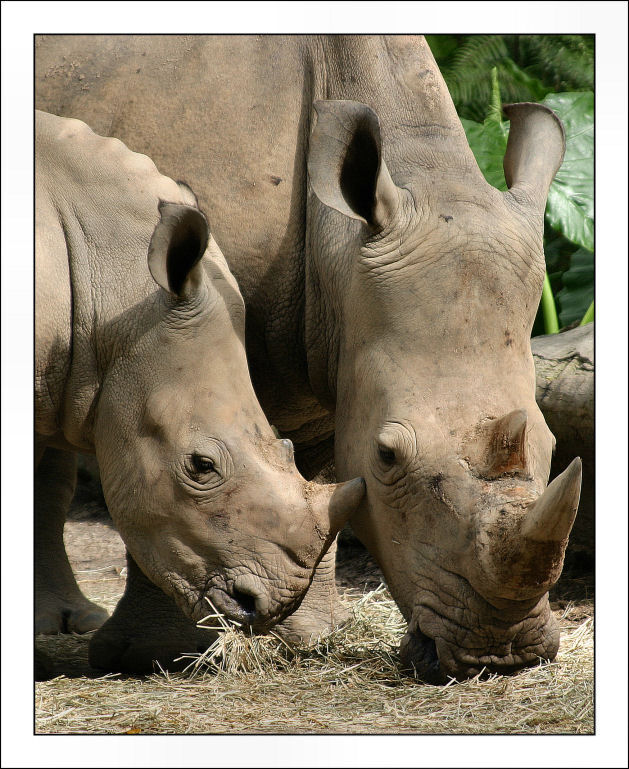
[521,457,582,542]
[471,458,582,602]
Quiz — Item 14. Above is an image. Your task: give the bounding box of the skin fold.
[35,36,581,680]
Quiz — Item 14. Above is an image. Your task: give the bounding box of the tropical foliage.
[426,35,594,121]
[427,36,594,334]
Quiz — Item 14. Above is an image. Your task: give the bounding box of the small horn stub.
[521,457,582,543]
[326,478,366,538]
[484,409,528,478]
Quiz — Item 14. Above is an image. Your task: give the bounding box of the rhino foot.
[35,591,109,635]
[34,648,57,681]
[274,540,350,646]
[35,447,108,635]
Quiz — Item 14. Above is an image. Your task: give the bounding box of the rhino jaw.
[399,591,560,683]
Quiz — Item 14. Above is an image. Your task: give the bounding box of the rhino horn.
[521,457,582,543]
[484,408,528,478]
[313,477,366,541]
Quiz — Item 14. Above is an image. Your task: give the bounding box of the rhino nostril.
[232,574,272,623]
[399,626,445,684]
[232,587,257,616]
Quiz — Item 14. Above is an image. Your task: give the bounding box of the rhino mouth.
[204,586,261,631]
[399,624,532,683]
[399,601,559,683]
[202,584,303,633]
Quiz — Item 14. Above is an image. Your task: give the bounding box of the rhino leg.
[35,447,109,634]
[275,539,350,645]
[89,552,215,673]
[34,647,57,681]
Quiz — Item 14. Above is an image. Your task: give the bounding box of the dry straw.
[35,584,593,734]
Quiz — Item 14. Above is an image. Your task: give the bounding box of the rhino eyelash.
[188,454,218,477]
[378,446,396,466]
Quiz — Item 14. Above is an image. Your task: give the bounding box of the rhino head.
[308,99,581,681]
[95,201,365,632]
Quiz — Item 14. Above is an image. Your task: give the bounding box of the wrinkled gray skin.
[36,36,582,681]
[35,110,364,672]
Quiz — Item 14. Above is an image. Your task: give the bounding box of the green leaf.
[487,67,503,126]
[500,57,550,101]
[461,117,509,190]
[580,301,594,326]
[540,272,560,334]
[543,92,594,251]
[556,248,594,327]
[543,227,576,276]
[425,35,459,62]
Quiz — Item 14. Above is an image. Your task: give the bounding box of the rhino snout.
[399,587,561,684]
[205,573,302,633]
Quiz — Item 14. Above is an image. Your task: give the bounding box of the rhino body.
[36,36,581,681]
[35,110,364,672]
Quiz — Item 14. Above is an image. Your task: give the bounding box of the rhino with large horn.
[35,35,582,680]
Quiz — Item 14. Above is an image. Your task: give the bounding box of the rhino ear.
[308,100,401,230]
[503,103,565,213]
[148,202,209,298]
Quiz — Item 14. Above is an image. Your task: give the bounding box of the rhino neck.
[58,215,109,450]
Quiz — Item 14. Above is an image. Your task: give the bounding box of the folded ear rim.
[148,202,210,298]
[502,102,566,211]
[308,99,400,229]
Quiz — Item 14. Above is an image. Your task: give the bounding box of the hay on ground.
[35,585,593,734]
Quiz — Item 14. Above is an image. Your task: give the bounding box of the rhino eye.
[181,442,232,490]
[189,454,217,476]
[378,445,396,466]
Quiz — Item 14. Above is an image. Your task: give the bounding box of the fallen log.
[532,324,594,562]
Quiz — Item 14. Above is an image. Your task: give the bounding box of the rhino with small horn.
[35,110,364,672]
[35,36,581,681]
